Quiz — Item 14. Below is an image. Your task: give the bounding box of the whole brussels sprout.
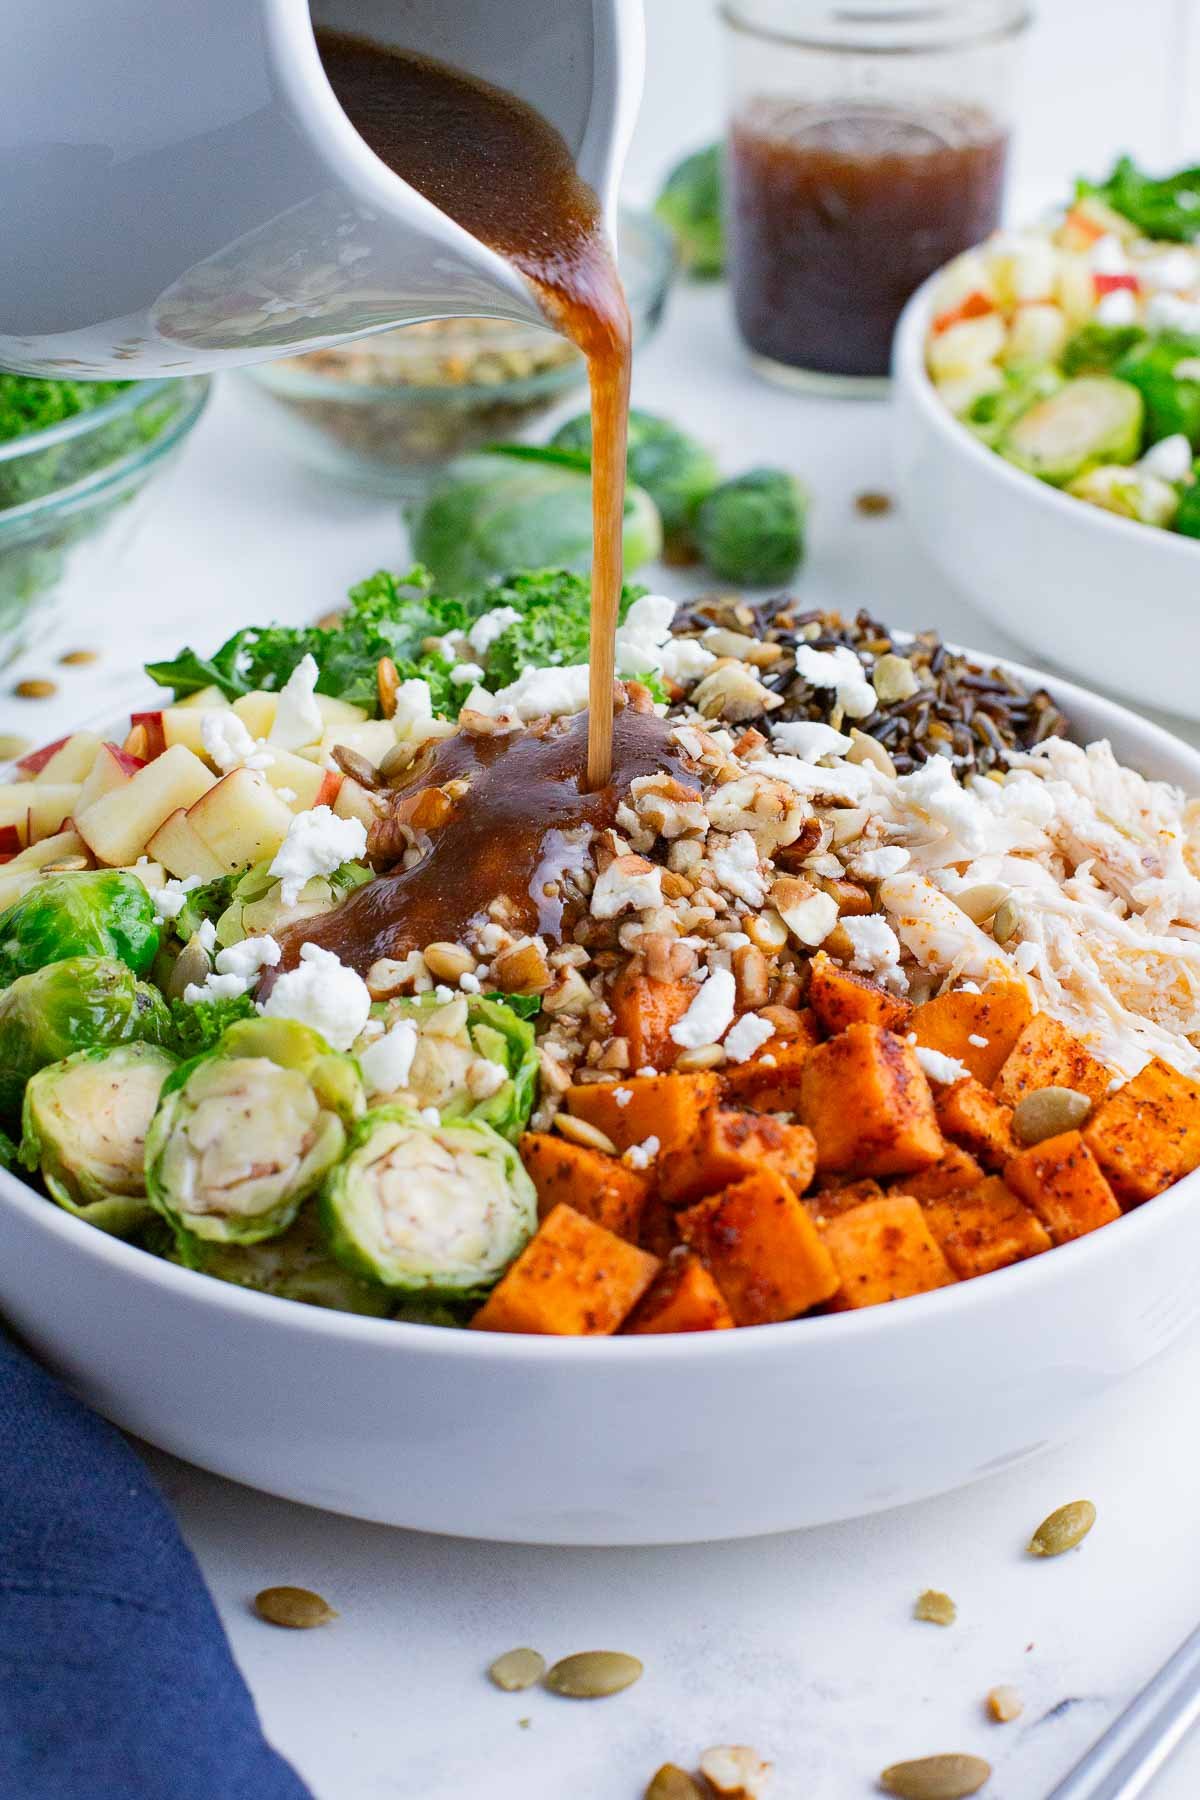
[0,956,172,1118]
[654,143,724,278]
[320,1105,537,1296]
[20,1042,177,1235]
[551,408,720,558]
[146,1016,365,1247]
[0,870,160,987]
[356,991,537,1143]
[187,1203,390,1316]
[695,467,808,585]
[409,450,662,593]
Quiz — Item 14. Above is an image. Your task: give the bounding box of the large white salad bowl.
[893,274,1200,722]
[1,656,1198,1545]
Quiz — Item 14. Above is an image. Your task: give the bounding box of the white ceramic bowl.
[893,276,1200,721]
[1,659,1199,1546]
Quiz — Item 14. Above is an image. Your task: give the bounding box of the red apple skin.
[15,736,68,777]
[105,742,147,776]
[0,825,21,856]
[129,712,167,760]
[314,770,343,809]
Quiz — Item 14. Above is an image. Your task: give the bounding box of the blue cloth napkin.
[0,1329,312,1800]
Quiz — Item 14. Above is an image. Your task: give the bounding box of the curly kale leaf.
[1078,156,1200,243]
[167,993,258,1059]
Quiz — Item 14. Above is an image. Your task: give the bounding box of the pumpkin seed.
[954,883,1009,925]
[166,933,212,1000]
[914,1589,957,1626]
[856,490,894,517]
[645,1767,705,1800]
[880,1754,991,1798]
[488,1647,546,1692]
[1027,1499,1096,1557]
[332,745,382,789]
[59,648,100,666]
[253,1586,337,1630]
[13,678,57,700]
[1012,1086,1092,1145]
[986,1685,1023,1723]
[544,1650,643,1698]
[991,897,1020,945]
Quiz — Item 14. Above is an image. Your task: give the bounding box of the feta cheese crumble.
[467,605,522,658]
[590,855,665,919]
[201,710,274,774]
[709,830,767,908]
[1139,433,1193,483]
[259,942,372,1051]
[914,1044,970,1085]
[359,1018,419,1095]
[723,1012,775,1063]
[214,934,282,983]
[623,1135,660,1171]
[850,846,910,879]
[793,644,876,719]
[268,806,368,907]
[152,875,201,922]
[770,720,854,761]
[668,967,737,1049]
[269,653,323,752]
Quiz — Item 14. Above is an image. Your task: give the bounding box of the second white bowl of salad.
[894,155,1200,719]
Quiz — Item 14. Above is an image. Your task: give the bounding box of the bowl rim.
[0,378,210,538]
[238,204,676,403]
[893,270,1200,564]
[3,637,1199,1364]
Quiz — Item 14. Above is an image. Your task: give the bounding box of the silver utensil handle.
[1047,1621,1200,1800]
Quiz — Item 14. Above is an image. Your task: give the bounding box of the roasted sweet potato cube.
[936,1078,1017,1170]
[804,1177,885,1224]
[638,1191,681,1260]
[920,1175,1051,1278]
[609,967,694,1072]
[808,952,913,1035]
[471,1203,660,1335]
[565,1071,720,1156]
[623,1249,735,1334]
[911,981,1033,1087]
[519,1133,649,1242]
[1083,1058,1200,1204]
[994,1014,1112,1108]
[677,1170,839,1325]
[659,1106,817,1207]
[719,1021,820,1113]
[1005,1131,1121,1243]
[800,1023,943,1176]
[820,1196,957,1310]
[900,1142,985,1201]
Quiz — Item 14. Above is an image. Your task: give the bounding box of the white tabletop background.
[6,2,1200,1795]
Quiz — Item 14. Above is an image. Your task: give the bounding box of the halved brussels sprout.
[177,859,372,950]
[320,1105,537,1296]
[0,955,172,1118]
[185,1203,390,1316]
[0,869,160,987]
[145,1016,365,1247]
[357,992,537,1143]
[20,1042,178,1235]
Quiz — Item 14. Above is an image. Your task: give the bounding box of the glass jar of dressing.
[722,0,1031,392]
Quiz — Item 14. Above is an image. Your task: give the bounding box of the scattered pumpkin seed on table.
[253,1586,337,1629]
[1027,1499,1097,1557]
[13,678,56,700]
[488,1647,546,1691]
[914,1589,957,1626]
[880,1753,991,1798]
[544,1650,643,1698]
[59,648,99,665]
[645,1766,705,1800]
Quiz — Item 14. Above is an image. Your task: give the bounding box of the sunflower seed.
[1027,1499,1096,1557]
[253,1586,337,1629]
[544,1650,643,1698]
[488,1647,546,1691]
[880,1753,991,1798]
[1012,1087,1092,1145]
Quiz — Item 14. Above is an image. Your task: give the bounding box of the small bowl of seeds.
[238,207,674,499]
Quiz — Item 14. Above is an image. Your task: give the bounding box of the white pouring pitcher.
[0,0,644,378]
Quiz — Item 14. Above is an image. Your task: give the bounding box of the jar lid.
[721,0,1032,54]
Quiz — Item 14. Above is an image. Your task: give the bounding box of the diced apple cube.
[315,695,368,725]
[76,745,215,866]
[121,860,166,892]
[7,828,88,871]
[186,769,294,871]
[232,691,277,738]
[24,732,103,785]
[0,783,82,844]
[317,721,397,766]
[75,742,146,815]
[161,706,218,756]
[146,809,227,881]
[174,685,226,710]
[261,751,340,813]
[334,777,384,830]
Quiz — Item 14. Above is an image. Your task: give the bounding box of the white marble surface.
[7,4,1200,1789]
